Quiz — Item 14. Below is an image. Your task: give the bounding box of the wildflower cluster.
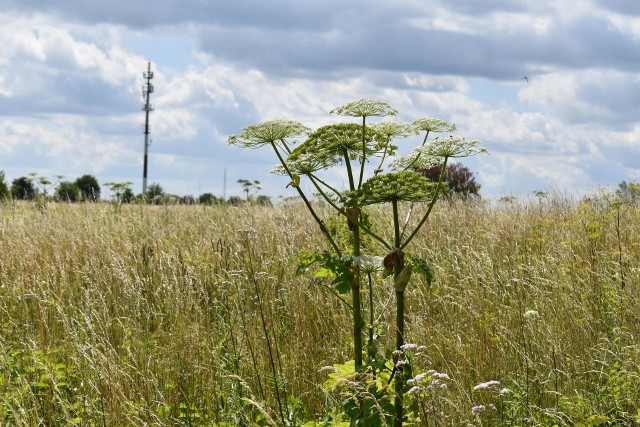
[407,370,451,396]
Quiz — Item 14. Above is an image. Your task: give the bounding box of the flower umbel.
[270,152,331,176]
[348,171,439,206]
[227,120,310,149]
[288,123,382,167]
[423,136,487,159]
[353,255,385,274]
[390,146,443,171]
[412,117,456,134]
[330,98,398,118]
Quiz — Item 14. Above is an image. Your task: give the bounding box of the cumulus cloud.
[0,0,639,198]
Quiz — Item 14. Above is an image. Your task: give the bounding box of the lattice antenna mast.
[142,62,154,195]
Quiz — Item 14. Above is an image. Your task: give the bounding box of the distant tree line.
[0,171,272,206]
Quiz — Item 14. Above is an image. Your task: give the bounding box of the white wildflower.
[471,405,486,416]
[330,98,397,118]
[499,388,510,396]
[412,117,456,134]
[524,310,539,320]
[370,121,415,139]
[389,146,442,171]
[400,343,419,351]
[407,385,422,396]
[353,256,385,274]
[226,269,248,278]
[228,120,310,149]
[424,136,487,159]
[433,372,450,381]
[411,372,429,383]
[473,380,500,391]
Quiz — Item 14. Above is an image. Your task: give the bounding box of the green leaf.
[409,256,433,287]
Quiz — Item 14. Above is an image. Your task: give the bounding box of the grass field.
[0,196,639,426]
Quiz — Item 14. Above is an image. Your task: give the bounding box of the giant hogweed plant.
[229,99,486,425]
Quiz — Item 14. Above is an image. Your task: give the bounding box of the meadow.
[0,196,639,426]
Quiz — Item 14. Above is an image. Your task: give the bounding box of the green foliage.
[616,180,640,205]
[11,176,36,200]
[55,181,80,202]
[0,170,9,199]
[146,182,164,203]
[296,252,355,295]
[198,192,222,205]
[74,174,100,201]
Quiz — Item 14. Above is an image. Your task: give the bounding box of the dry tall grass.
[0,197,638,425]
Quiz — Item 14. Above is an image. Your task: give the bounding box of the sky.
[1,0,640,201]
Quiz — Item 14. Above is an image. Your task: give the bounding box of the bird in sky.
[522,76,529,83]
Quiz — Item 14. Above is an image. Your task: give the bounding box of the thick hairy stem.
[352,225,363,369]
[343,146,364,369]
[367,272,374,359]
[392,199,405,427]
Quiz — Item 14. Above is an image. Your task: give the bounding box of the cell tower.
[142,62,154,195]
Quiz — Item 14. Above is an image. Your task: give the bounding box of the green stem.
[309,173,342,199]
[307,174,343,212]
[279,138,293,155]
[307,173,392,251]
[358,116,367,189]
[343,148,356,192]
[392,199,405,427]
[343,147,364,369]
[367,272,374,359]
[271,142,342,255]
[402,131,431,172]
[400,157,449,250]
[374,138,391,173]
[352,223,363,369]
[244,248,287,426]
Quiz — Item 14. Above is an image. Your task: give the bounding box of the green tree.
[255,194,272,206]
[226,195,242,206]
[75,175,100,201]
[146,182,164,204]
[198,192,221,205]
[616,180,640,205]
[0,170,9,199]
[11,177,36,200]
[121,188,135,203]
[55,181,80,202]
[418,162,481,199]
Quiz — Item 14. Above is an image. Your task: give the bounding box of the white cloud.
[0,0,639,198]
